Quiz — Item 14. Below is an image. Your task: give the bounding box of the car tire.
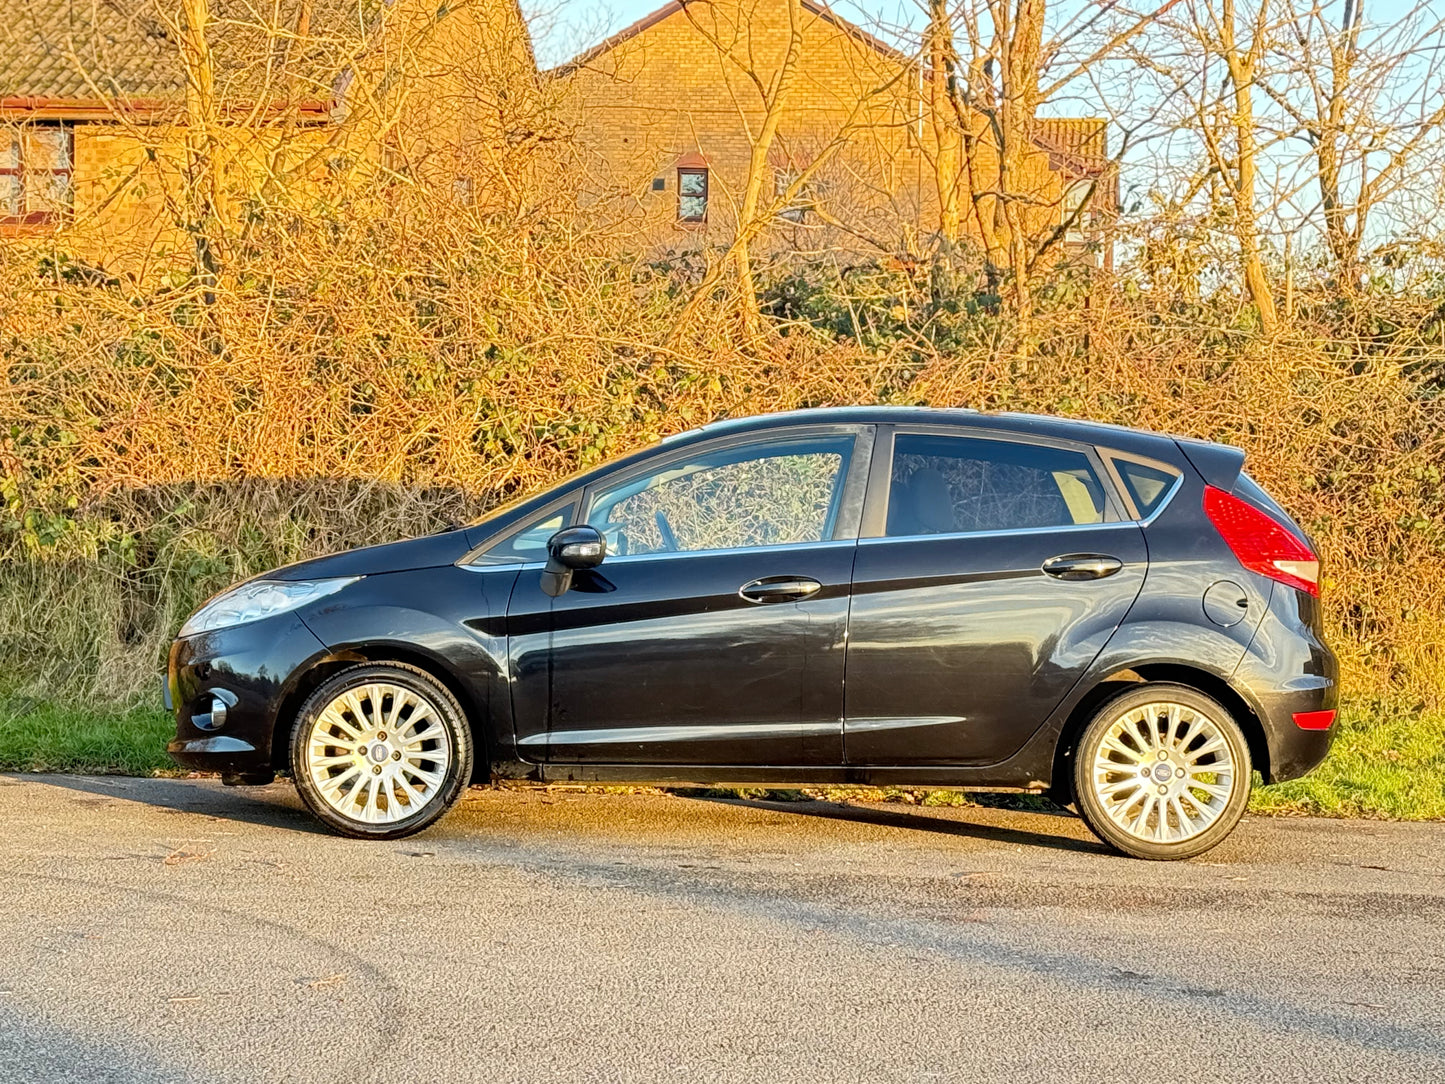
[1072,683,1252,861]
[290,662,474,840]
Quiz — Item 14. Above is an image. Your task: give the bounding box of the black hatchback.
[166,408,1337,859]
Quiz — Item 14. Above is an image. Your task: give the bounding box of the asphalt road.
[2,775,1444,1083]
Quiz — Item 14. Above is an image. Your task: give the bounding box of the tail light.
[1203,486,1320,597]
[1293,709,1336,730]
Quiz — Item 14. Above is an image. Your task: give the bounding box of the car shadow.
[683,794,1109,855]
[28,773,333,836]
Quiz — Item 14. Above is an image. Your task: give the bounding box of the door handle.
[1041,553,1124,581]
[739,576,823,603]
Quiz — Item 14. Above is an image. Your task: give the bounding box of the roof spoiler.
[1175,438,1245,492]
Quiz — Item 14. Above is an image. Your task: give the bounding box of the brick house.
[551,0,1113,263]
[0,0,534,268]
[3,0,1109,271]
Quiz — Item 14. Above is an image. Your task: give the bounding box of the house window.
[1062,179,1095,241]
[774,167,810,223]
[677,167,708,223]
[1,123,74,227]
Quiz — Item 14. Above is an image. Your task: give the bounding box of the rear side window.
[885,434,1108,537]
[1111,458,1182,519]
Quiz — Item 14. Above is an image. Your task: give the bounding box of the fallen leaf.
[164,846,215,865]
[298,973,348,989]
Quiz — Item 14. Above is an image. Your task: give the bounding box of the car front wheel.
[290,662,473,839]
[1073,683,1252,860]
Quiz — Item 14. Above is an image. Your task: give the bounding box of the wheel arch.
[1050,663,1270,798]
[270,643,491,781]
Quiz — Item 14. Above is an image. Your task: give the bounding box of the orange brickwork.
[0,0,534,273]
[552,0,1109,260]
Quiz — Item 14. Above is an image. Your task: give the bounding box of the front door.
[844,428,1148,765]
[507,426,869,765]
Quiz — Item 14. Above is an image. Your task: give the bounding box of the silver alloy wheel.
[1089,700,1239,844]
[304,682,453,825]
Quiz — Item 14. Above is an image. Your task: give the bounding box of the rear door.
[843,427,1147,765]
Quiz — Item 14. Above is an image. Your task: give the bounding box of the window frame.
[859,424,1130,541]
[677,166,709,224]
[1098,449,1184,523]
[1061,178,1095,242]
[578,424,873,563]
[773,166,811,224]
[1,121,74,230]
[465,496,580,567]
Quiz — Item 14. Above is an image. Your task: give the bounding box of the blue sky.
[529,0,941,67]
[528,0,1427,70]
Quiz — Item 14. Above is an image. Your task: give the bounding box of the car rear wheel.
[1073,684,1252,860]
[290,662,473,839]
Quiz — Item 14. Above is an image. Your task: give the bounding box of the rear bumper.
[167,613,329,775]
[1234,588,1340,784]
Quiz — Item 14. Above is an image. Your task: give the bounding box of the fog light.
[193,696,228,732]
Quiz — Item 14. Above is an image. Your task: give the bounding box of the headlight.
[178,577,360,637]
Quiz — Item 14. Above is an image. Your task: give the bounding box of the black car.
[166,407,1337,859]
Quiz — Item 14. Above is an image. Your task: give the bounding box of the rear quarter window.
[1111,458,1182,519]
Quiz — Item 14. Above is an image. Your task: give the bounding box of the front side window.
[587,437,853,556]
[885,434,1109,537]
[678,167,708,223]
[478,504,575,564]
[2,122,73,226]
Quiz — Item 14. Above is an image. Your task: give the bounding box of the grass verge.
[1249,701,1445,819]
[0,698,175,775]
[1,697,1441,819]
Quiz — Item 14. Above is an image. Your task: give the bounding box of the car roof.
[463,406,1212,549]
[665,406,1188,459]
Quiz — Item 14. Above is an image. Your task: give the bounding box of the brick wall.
[0,0,536,274]
[555,0,1100,260]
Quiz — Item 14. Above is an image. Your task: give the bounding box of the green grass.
[1250,701,1445,819]
[0,699,175,775]
[1,696,1441,820]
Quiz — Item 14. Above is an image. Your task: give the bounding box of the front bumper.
[166,613,329,774]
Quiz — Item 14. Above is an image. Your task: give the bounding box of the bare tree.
[667,0,913,340]
[916,0,1177,321]
[176,0,229,284]
[1265,0,1445,292]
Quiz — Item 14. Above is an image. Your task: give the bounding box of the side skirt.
[491,760,1052,790]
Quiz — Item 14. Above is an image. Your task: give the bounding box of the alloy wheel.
[303,682,454,826]
[1088,700,1240,844]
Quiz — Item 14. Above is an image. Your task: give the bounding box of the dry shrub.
[3,185,1444,708]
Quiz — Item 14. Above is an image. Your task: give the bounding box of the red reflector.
[1203,486,1320,597]
[1293,710,1336,730]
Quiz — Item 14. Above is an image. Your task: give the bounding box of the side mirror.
[541,526,607,597]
